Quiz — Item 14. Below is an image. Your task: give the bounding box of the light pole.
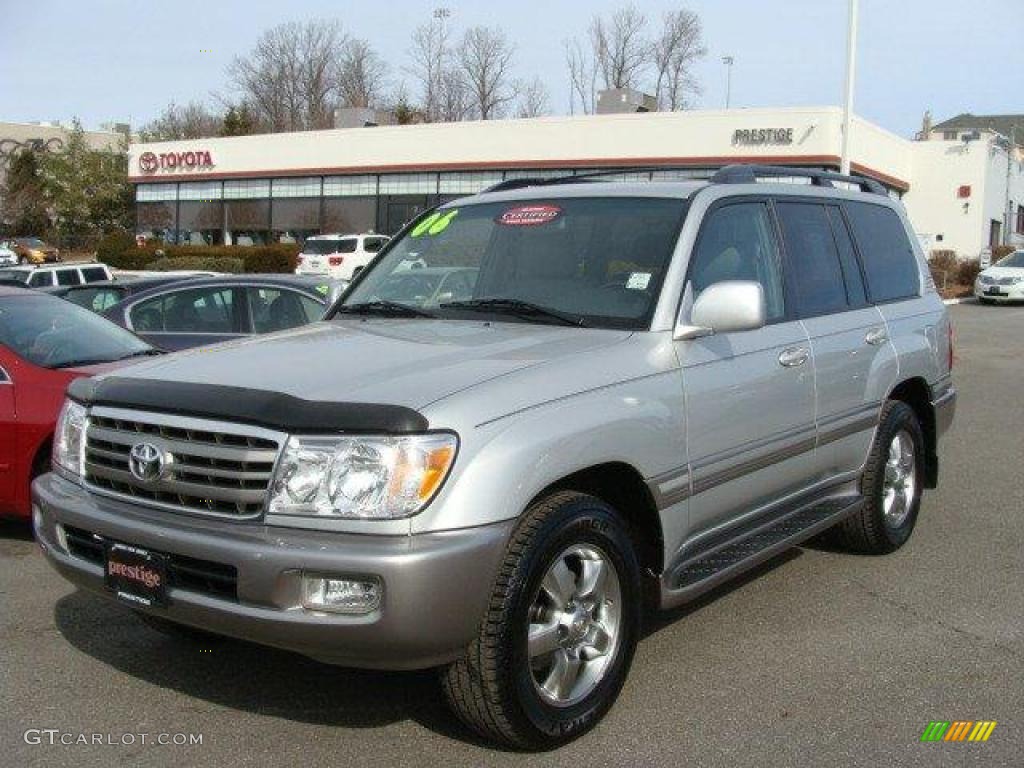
[840,0,859,175]
[722,56,734,109]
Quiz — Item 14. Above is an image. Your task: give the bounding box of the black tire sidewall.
[507,498,641,743]
[866,402,925,548]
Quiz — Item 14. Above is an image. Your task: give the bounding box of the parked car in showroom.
[294,233,389,281]
[32,166,955,748]
[0,262,112,288]
[0,242,17,267]
[975,249,1024,303]
[3,237,60,264]
[100,275,329,351]
[0,287,158,520]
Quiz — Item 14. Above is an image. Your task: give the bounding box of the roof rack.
[709,164,888,196]
[480,166,688,194]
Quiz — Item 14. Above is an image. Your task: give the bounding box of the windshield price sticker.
[626,272,652,290]
[411,209,459,238]
[497,205,562,226]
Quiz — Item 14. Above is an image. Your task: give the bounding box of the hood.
[106,319,632,410]
[981,266,1024,280]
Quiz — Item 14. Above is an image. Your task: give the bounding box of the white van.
[294,233,389,280]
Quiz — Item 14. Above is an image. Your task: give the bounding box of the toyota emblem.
[139,151,158,173]
[129,442,165,482]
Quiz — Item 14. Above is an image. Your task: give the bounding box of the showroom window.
[439,172,503,194]
[378,173,438,195]
[136,183,177,202]
[272,177,322,198]
[322,198,376,234]
[323,175,377,196]
[271,198,321,244]
[178,182,222,201]
[224,179,271,199]
[225,200,271,245]
[178,200,224,246]
[136,202,176,242]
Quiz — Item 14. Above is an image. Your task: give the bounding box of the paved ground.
[1,302,1021,767]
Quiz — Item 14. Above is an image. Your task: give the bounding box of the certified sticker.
[497,205,562,226]
[626,272,652,290]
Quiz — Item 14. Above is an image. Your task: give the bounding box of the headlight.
[53,399,87,477]
[269,433,457,519]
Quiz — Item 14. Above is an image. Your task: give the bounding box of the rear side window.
[776,202,849,317]
[80,266,109,283]
[364,237,387,253]
[338,239,358,253]
[27,271,51,287]
[56,269,82,287]
[131,287,236,333]
[826,207,867,307]
[844,202,919,303]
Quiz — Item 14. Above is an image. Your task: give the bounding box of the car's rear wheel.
[441,491,641,750]
[835,400,924,554]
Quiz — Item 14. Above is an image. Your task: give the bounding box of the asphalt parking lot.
[1,301,1021,767]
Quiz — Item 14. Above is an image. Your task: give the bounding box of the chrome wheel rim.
[527,544,622,708]
[882,430,916,528]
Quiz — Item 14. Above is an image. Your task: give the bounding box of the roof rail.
[710,164,888,196]
[480,166,690,195]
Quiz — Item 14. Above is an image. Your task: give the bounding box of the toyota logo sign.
[129,442,165,483]
[138,152,159,173]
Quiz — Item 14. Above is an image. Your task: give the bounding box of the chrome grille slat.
[84,407,284,519]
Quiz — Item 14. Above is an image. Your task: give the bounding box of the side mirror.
[675,280,766,340]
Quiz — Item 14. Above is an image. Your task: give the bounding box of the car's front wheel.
[442,491,641,749]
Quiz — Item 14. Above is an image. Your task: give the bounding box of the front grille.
[84,411,282,518]
[64,525,238,601]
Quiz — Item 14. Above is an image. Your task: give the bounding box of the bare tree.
[456,26,515,120]
[337,38,389,109]
[515,77,550,118]
[437,69,472,122]
[653,9,706,110]
[590,6,650,91]
[138,101,223,141]
[565,37,598,114]
[230,21,346,132]
[407,21,451,121]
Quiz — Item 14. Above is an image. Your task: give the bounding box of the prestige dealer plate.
[104,542,168,607]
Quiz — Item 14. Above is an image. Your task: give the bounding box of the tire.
[978,297,994,305]
[835,400,925,554]
[442,491,641,750]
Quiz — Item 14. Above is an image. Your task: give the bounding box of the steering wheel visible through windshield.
[338,197,687,330]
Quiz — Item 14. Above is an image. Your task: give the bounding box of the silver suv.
[34,166,956,749]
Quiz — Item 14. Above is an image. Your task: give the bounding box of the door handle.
[778,347,809,367]
[865,327,889,346]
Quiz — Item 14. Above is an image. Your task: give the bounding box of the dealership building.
[128,106,1024,259]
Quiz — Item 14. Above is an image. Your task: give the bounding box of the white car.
[294,233,389,281]
[975,250,1024,303]
[0,244,16,267]
[0,262,113,288]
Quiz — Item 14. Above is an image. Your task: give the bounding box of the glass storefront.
[270,198,320,244]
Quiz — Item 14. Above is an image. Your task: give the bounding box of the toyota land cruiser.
[33,165,956,749]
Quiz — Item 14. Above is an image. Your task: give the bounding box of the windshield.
[303,238,357,255]
[18,238,47,248]
[0,293,152,368]
[340,197,686,329]
[995,251,1024,268]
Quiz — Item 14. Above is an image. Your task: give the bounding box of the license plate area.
[986,287,1004,296]
[105,543,168,607]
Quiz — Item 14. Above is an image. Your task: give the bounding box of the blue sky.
[2,0,1021,137]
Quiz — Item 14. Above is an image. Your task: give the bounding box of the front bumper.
[975,283,1024,301]
[33,472,512,669]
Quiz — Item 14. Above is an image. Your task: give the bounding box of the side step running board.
[661,496,863,609]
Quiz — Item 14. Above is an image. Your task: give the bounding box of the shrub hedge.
[100,242,299,273]
[144,256,245,274]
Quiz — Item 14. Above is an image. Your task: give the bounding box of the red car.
[0,286,158,519]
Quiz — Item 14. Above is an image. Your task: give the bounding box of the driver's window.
[686,202,785,322]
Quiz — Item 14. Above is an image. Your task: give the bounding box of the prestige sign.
[732,128,794,146]
[138,149,214,174]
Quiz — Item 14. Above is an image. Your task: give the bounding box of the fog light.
[301,574,382,614]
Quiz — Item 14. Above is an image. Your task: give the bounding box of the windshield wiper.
[336,300,435,318]
[117,348,163,360]
[439,298,586,327]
